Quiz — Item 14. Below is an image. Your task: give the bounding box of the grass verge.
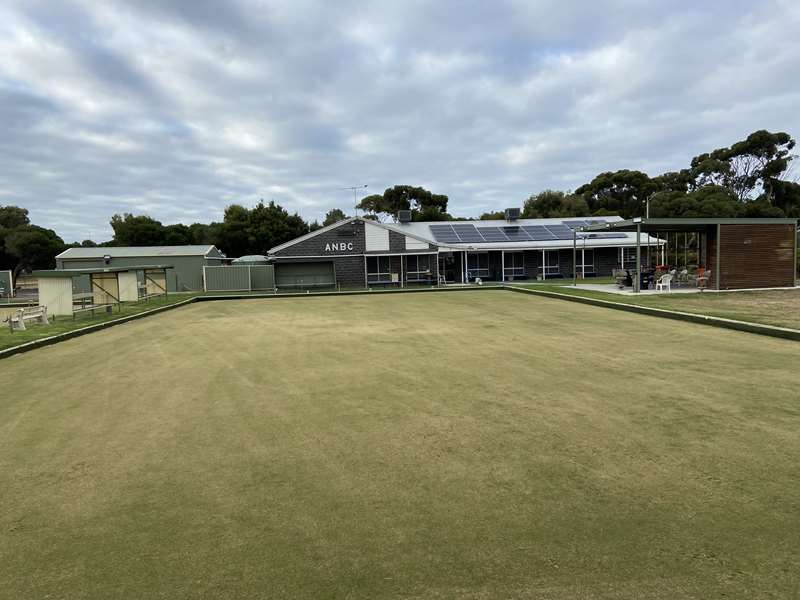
[0,294,197,352]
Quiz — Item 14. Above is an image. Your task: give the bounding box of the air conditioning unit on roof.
[397,209,412,223]
[505,208,520,221]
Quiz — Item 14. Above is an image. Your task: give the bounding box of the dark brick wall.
[389,231,405,253]
[272,220,365,257]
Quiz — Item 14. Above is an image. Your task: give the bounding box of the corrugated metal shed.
[56,246,225,292]
[56,245,221,259]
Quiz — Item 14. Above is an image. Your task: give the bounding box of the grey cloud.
[0,0,798,242]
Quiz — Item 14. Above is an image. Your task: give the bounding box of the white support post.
[634,223,641,293]
[542,249,546,280]
[501,250,505,282]
[581,248,585,279]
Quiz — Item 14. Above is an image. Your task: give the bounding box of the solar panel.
[502,226,532,241]
[452,223,486,243]
[544,225,574,240]
[521,225,557,241]
[563,220,588,229]
[477,227,509,242]
[429,224,460,243]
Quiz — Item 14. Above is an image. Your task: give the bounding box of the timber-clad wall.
[718,224,795,289]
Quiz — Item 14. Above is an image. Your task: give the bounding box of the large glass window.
[543,250,560,276]
[576,249,594,275]
[503,252,525,279]
[467,252,489,278]
[406,255,432,281]
[366,256,391,283]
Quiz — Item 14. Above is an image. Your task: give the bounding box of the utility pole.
[342,184,368,216]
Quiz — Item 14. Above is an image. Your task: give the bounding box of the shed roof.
[34,265,174,278]
[56,245,221,259]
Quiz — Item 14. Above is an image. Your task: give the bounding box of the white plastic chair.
[655,273,672,292]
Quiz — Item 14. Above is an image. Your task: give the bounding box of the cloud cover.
[1,0,799,241]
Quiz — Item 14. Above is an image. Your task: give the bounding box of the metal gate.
[203,265,275,292]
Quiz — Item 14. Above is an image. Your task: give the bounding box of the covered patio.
[580,217,798,292]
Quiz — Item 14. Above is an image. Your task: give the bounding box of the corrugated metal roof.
[57,245,218,259]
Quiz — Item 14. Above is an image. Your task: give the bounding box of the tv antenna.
[341,184,368,215]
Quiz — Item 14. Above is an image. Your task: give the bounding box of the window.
[406,255,432,281]
[467,252,489,278]
[366,256,391,283]
[503,252,525,279]
[543,250,560,276]
[621,247,637,268]
[576,249,595,274]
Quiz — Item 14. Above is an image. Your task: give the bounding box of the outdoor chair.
[677,269,690,286]
[655,273,672,292]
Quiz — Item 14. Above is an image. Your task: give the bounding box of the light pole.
[342,184,368,216]
[643,191,659,219]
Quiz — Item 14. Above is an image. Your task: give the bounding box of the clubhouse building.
[267,213,664,289]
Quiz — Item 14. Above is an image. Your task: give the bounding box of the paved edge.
[505,285,800,342]
[0,286,503,359]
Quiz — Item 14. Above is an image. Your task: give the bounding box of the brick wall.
[272,220,365,257]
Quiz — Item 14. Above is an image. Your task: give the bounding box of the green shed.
[56,245,225,292]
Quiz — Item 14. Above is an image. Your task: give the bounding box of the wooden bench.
[72,303,114,319]
[5,306,50,332]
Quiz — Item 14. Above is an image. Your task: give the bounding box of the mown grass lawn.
[1,291,798,599]
[517,281,800,330]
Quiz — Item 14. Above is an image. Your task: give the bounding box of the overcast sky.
[1,1,799,242]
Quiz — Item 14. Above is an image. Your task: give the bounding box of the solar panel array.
[428,219,626,244]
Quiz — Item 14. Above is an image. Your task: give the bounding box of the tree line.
[1,129,798,275]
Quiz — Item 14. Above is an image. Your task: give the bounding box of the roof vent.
[504,208,520,221]
[397,209,412,223]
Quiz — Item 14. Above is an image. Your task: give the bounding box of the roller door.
[275,262,335,288]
